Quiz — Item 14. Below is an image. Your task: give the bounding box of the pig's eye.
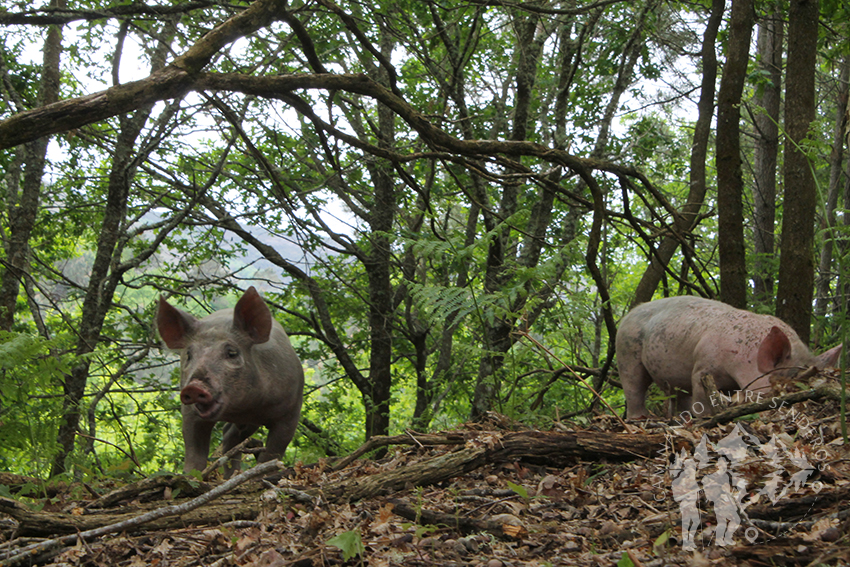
[185,348,193,362]
[225,347,240,359]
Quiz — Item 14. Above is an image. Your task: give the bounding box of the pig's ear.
[757,326,793,373]
[814,344,843,369]
[157,297,197,349]
[233,286,273,344]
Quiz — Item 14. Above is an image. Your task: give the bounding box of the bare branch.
[0,460,283,567]
[0,1,219,26]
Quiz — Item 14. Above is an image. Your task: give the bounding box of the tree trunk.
[50,27,174,476]
[716,0,755,309]
[751,3,783,305]
[630,0,724,306]
[362,32,397,440]
[843,165,850,317]
[813,56,849,343]
[412,203,480,429]
[471,10,543,418]
[364,166,394,439]
[470,3,649,417]
[408,6,486,428]
[50,114,149,476]
[0,0,64,330]
[776,0,820,343]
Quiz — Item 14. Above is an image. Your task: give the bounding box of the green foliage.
[326,529,365,562]
[652,528,674,555]
[401,522,440,539]
[506,480,530,501]
[0,332,70,477]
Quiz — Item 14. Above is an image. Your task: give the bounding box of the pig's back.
[633,296,802,379]
[634,297,712,379]
[253,322,304,409]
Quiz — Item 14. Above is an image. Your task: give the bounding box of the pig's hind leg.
[262,414,300,463]
[618,351,654,419]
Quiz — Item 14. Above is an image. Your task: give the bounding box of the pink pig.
[157,287,304,476]
[617,296,842,419]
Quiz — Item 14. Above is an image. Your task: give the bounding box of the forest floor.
[4,373,850,566]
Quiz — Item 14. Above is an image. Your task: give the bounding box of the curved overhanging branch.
[0,69,675,215]
[0,1,218,26]
[0,0,288,149]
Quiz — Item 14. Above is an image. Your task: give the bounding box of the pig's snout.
[181,381,222,420]
[181,383,213,405]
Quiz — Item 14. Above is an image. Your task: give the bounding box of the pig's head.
[750,325,843,390]
[813,342,844,369]
[156,287,274,422]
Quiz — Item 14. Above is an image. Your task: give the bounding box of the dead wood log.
[331,431,467,471]
[746,483,850,522]
[0,473,68,498]
[387,498,521,540]
[85,474,213,510]
[322,430,669,503]
[0,495,258,537]
[323,444,489,503]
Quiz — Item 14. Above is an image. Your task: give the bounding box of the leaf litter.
[3,376,850,566]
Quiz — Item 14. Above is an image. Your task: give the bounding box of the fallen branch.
[331,431,466,471]
[202,436,257,480]
[0,459,282,567]
[85,474,213,510]
[388,498,521,540]
[696,385,841,429]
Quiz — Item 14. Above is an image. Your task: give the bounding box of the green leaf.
[327,530,365,561]
[652,528,672,555]
[506,480,529,500]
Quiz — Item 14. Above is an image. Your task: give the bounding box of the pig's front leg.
[686,368,713,417]
[182,409,215,474]
[221,422,260,477]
